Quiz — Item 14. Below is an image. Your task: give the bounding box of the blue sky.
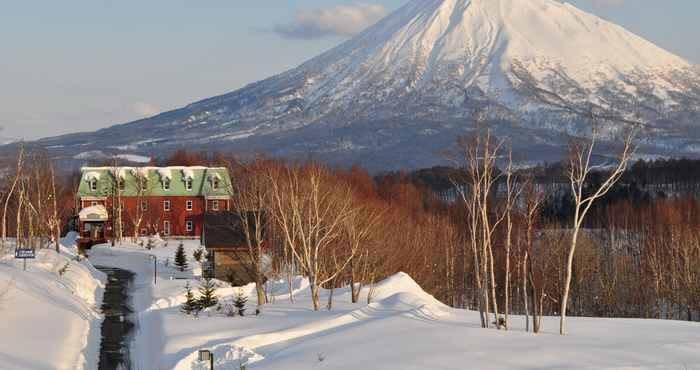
[1,0,698,140]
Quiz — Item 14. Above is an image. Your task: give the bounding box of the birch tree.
[267,164,361,311]
[455,130,506,328]
[512,62,640,335]
[228,159,272,312]
[2,145,24,247]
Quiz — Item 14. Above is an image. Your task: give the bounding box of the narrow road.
[95,266,136,370]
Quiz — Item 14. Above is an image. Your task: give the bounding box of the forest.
[1,140,699,337]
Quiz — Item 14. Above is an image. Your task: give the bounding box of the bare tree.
[455,130,506,328]
[228,158,272,313]
[2,145,24,247]
[512,62,640,335]
[108,158,125,245]
[521,180,545,332]
[267,164,362,311]
[343,204,382,304]
[502,151,523,330]
[129,169,152,242]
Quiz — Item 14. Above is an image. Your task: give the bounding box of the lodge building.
[77,166,232,245]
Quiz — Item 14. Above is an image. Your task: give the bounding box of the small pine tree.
[193,247,204,263]
[174,242,188,272]
[181,282,200,315]
[234,289,248,316]
[197,277,219,309]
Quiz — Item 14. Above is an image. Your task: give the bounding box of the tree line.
[2,144,699,335]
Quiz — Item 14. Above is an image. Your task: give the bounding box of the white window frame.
[212,200,219,211]
[163,221,171,236]
[163,178,171,191]
[141,201,148,212]
[90,179,98,192]
[164,200,171,212]
[186,178,193,191]
[186,220,193,233]
[186,200,193,211]
[118,179,125,191]
[212,178,220,191]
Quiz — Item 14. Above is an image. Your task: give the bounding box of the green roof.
[78,166,231,198]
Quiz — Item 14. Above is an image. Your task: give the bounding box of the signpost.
[15,248,36,271]
[150,255,157,285]
[198,349,214,370]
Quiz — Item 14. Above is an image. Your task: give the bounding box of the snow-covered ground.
[85,240,700,370]
[2,238,700,369]
[0,234,106,370]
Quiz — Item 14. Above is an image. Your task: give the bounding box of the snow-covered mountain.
[17,0,700,170]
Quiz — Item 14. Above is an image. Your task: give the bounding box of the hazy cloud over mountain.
[131,102,161,118]
[588,0,625,7]
[273,3,388,39]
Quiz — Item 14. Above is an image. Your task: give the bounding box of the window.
[186,200,193,211]
[163,178,171,191]
[90,179,98,192]
[163,221,171,236]
[91,201,98,207]
[164,200,171,212]
[212,200,219,211]
[186,178,193,191]
[186,220,193,233]
[141,201,148,212]
[118,179,125,191]
[212,178,220,191]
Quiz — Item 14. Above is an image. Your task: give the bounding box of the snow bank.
[0,241,106,370]
[173,272,451,370]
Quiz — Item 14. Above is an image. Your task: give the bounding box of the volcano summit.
[28,0,700,170]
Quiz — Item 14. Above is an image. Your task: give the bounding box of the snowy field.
[0,235,106,370]
[2,237,700,369]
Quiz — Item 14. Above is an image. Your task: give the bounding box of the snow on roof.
[82,171,101,182]
[157,168,173,180]
[181,168,195,180]
[81,166,225,173]
[78,205,108,221]
[111,168,134,180]
[137,167,150,179]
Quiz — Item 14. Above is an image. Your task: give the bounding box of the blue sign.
[15,248,36,259]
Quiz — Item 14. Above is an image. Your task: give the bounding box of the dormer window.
[212,178,220,191]
[90,179,98,192]
[163,178,171,191]
[118,179,125,191]
[186,178,193,191]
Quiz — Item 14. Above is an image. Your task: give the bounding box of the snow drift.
[0,238,106,370]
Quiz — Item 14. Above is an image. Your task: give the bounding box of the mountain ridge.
[9,0,700,171]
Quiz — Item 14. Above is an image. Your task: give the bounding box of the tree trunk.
[310,280,321,311]
[560,226,580,335]
[522,254,529,332]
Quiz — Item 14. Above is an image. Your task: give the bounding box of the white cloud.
[131,102,161,118]
[274,3,389,39]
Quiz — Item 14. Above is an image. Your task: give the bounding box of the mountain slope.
[21,0,700,170]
